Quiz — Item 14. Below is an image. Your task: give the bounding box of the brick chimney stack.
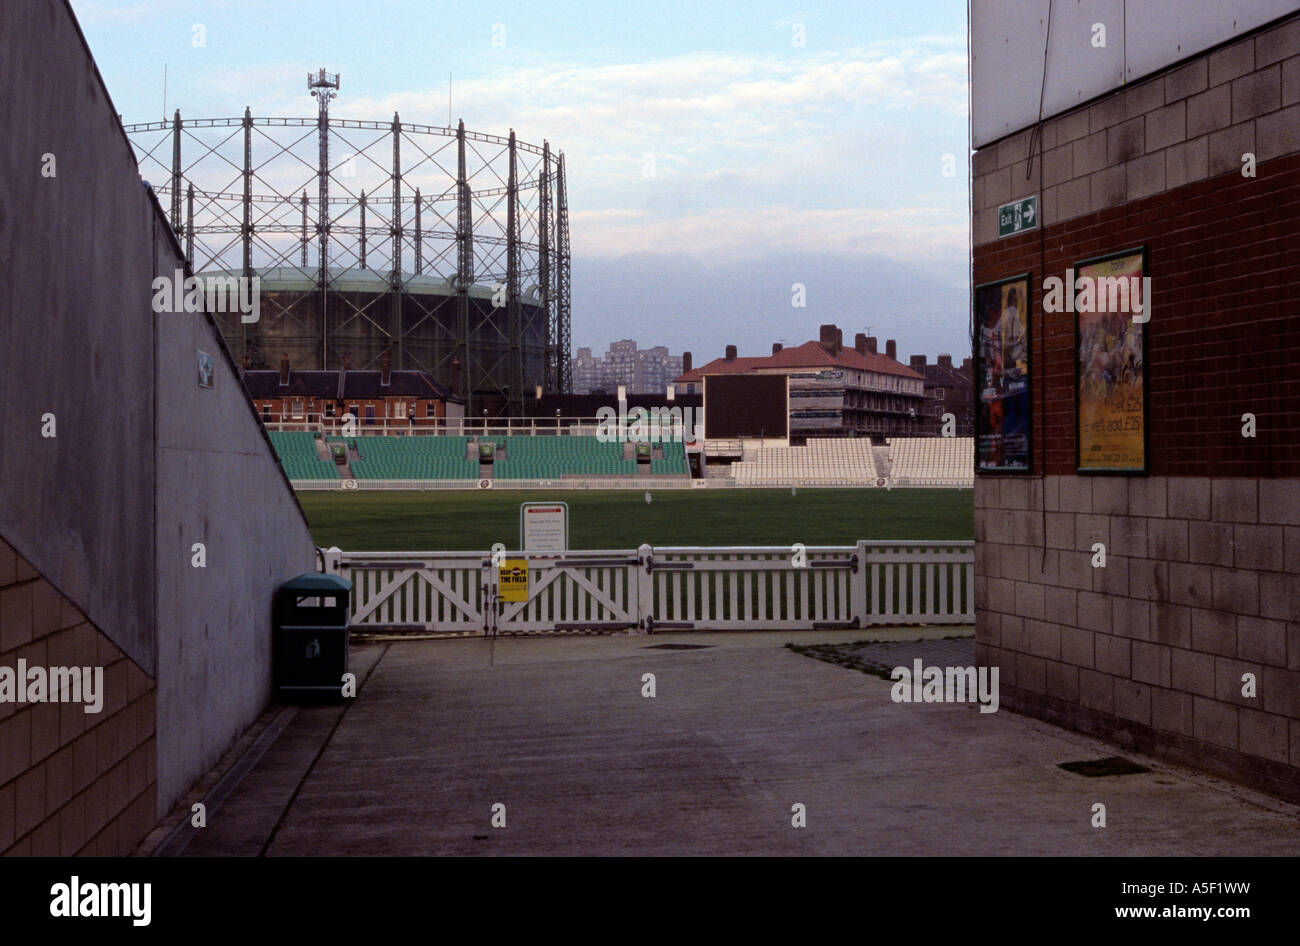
[818,324,841,355]
[725,344,737,362]
[886,339,897,361]
[961,357,972,375]
[772,342,783,355]
[938,354,953,370]
[854,333,869,355]
[279,354,290,386]
[910,355,927,371]
[682,351,692,374]
[866,336,878,354]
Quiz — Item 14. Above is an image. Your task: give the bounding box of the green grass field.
[297,488,973,550]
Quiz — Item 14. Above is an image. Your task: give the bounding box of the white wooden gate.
[490,552,641,635]
[326,551,487,635]
[321,541,974,635]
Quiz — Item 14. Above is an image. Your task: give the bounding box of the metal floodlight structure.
[125,70,572,414]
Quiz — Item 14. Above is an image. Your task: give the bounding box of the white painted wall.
[972,0,1300,146]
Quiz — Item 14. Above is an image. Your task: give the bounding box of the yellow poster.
[1076,251,1146,471]
[498,559,529,602]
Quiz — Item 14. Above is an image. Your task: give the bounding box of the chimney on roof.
[772,342,783,355]
[381,350,391,386]
[910,355,927,371]
[854,333,868,355]
[961,357,972,375]
[725,344,737,362]
[886,339,897,361]
[682,351,692,374]
[818,324,840,355]
[865,336,878,354]
[938,354,953,370]
[279,354,290,386]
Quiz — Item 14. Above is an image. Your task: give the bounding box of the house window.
[325,403,335,418]
[425,403,437,417]
[291,400,304,418]
[934,387,945,399]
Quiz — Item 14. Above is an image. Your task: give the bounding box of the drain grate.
[644,643,714,650]
[1058,756,1151,777]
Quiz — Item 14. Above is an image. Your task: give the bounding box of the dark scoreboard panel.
[703,374,789,439]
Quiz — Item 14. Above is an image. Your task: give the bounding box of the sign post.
[520,502,569,553]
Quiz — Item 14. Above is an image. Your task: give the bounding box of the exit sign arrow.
[998,196,1038,238]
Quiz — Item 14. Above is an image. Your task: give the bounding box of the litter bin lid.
[282,572,353,593]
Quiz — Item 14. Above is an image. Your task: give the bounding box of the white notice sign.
[521,502,568,552]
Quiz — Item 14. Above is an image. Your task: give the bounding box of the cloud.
[569,204,967,266]
[140,39,969,271]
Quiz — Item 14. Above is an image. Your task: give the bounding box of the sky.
[71,0,972,364]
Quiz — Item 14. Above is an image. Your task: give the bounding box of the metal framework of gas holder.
[125,71,571,415]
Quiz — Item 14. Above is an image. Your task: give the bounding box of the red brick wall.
[975,152,1300,478]
[971,17,1300,801]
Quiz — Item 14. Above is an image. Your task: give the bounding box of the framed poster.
[1074,247,1148,473]
[974,273,1031,473]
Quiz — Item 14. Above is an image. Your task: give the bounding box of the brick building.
[971,6,1299,799]
[242,354,464,428]
[676,325,928,441]
[908,354,975,436]
[572,340,685,395]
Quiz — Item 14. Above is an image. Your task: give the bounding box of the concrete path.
[167,629,1300,856]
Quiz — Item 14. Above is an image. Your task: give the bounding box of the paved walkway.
[155,629,1300,856]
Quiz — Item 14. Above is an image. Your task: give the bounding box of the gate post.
[851,540,868,628]
[320,546,342,575]
[636,543,653,634]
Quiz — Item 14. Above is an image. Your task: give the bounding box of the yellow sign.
[498,559,529,602]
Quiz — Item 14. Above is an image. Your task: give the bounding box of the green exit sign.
[998,196,1038,237]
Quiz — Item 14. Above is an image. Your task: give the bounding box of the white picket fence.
[319,541,974,635]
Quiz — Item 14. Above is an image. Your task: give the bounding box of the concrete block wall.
[974,16,1300,242]
[972,14,1300,800]
[975,476,1299,799]
[1,0,318,850]
[152,210,320,816]
[0,538,156,856]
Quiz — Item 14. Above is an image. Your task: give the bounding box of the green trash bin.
[274,573,353,703]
